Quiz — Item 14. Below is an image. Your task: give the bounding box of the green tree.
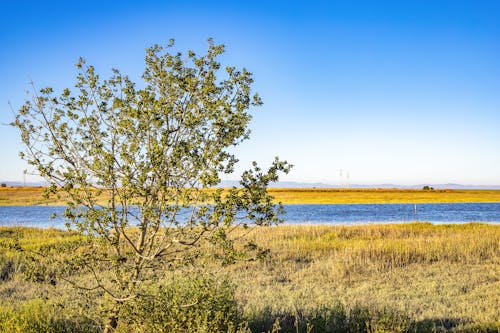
[13,38,290,332]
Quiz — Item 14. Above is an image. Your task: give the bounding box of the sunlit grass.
[228,223,500,330]
[0,223,499,331]
[268,188,500,204]
[2,187,500,206]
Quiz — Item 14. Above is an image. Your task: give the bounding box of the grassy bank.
[268,188,500,204]
[233,223,500,332]
[2,187,500,205]
[0,223,498,332]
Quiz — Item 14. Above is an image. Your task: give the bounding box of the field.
[1,187,499,331]
[2,186,500,205]
[267,188,500,204]
[235,223,500,332]
[0,223,499,332]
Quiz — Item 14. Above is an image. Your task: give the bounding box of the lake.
[0,203,499,229]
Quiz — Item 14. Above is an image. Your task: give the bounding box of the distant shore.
[2,186,500,206]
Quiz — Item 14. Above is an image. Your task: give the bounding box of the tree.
[13,38,291,332]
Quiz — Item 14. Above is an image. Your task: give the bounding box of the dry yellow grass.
[1,223,499,331]
[2,186,500,205]
[0,187,55,206]
[229,223,500,329]
[268,188,500,204]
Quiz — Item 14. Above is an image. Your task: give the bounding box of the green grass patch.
[0,223,498,332]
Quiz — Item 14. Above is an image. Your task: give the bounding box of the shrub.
[0,299,99,333]
[246,303,411,333]
[120,273,240,332]
[0,256,21,281]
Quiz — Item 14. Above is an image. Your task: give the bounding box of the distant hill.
[218,180,500,190]
[2,179,500,190]
[0,180,47,187]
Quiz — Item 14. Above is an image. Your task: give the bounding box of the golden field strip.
[2,186,500,205]
[267,188,500,204]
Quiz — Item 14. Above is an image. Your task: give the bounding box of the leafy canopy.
[13,38,290,330]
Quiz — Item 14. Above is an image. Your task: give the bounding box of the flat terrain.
[268,188,500,204]
[0,223,498,332]
[1,186,500,205]
[235,223,500,331]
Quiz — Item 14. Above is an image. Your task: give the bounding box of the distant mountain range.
[218,180,500,190]
[2,180,500,190]
[0,181,48,187]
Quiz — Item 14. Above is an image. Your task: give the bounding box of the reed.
[0,223,499,332]
[228,223,500,331]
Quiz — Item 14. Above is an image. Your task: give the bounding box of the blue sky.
[1,0,499,185]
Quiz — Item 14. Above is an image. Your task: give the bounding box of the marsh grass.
[228,223,500,332]
[0,299,99,333]
[0,223,499,332]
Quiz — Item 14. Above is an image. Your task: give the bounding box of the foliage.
[120,273,240,332]
[12,38,290,330]
[0,227,86,284]
[0,299,99,333]
[247,303,412,333]
[247,303,500,333]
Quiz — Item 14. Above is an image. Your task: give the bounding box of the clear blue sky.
[1,0,499,185]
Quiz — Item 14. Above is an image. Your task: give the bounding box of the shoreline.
[2,187,500,206]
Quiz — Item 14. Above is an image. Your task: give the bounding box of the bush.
[247,303,411,333]
[120,273,241,332]
[0,299,99,333]
[413,319,500,333]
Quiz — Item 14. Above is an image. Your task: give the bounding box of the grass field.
[268,188,500,204]
[2,186,500,205]
[0,223,498,332]
[233,223,500,332]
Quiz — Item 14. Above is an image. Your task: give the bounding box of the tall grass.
[0,223,499,332]
[229,223,500,331]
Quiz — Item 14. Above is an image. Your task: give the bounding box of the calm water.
[0,203,499,229]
